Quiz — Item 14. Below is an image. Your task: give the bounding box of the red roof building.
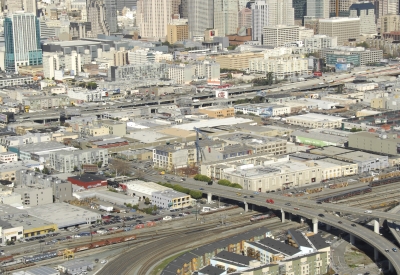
[68,174,107,189]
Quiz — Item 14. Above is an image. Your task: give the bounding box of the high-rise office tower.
[105,0,118,33]
[136,0,171,40]
[188,0,214,38]
[171,0,181,16]
[350,2,376,34]
[4,12,42,73]
[2,0,23,13]
[23,0,37,15]
[214,0,239,36]
[179,0,188,18]
[374,0,398,27]
[266,0,295,26]
[293,0,307,23]
[251,1,268,43]
[116,0,137,12]
[87,0,110,37]
[307,0,329,18]
[329,0,358,17]
[238,7,253,29]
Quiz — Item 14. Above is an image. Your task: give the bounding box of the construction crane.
[194,127,212,165]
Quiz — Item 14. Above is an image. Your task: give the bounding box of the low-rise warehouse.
[152,190,191,209]
[73,188,139,206]
[12,266,60,275]
[285,113,345,129]
[68,174,107,189]
[58,260,93,274]
[121,180,171,200]
[26,202,101,228]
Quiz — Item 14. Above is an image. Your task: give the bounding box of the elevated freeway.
[144,173,400,273]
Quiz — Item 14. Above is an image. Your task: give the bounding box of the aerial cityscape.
[0,0,400,275]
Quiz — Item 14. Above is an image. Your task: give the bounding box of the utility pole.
[195,202,198,221]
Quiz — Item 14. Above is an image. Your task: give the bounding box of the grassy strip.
[150,251,188,275]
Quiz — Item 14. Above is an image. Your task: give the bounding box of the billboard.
[215,90,228,99]
[335,63,351,72]
[259,107,273,117]
[102,91,109,97]
[296,136,335,147]
[0,114,8,123]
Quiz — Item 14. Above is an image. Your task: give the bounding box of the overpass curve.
[144,174,400,273]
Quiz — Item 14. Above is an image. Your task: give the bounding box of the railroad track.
[99,217,286,275]
[4,212,256,271]
[97,215,266,275]
[135,221,289,275]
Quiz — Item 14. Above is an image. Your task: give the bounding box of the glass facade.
[293,0,307,21]
[4,14,42,72]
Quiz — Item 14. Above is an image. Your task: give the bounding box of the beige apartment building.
[167,23,189,44]
[136,0,171,40]
[214,52,264,70]
[381,14,400,33]
[319,17,360,45]
[263,25,299,47]
[197,106,235,118]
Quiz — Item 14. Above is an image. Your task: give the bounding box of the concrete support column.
[389,261,394,272]
[207,193,212,204]
[300,217,305,224]
[373,219,379,234]
[349,234,355,245]
[288,213,292,221]
[312,218,318,234]
[326,224,331,231]
[374,247,379,261]
[244,202,248,212]
[281,209,285,223]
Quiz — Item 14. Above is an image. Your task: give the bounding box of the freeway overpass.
[144,173,400,273]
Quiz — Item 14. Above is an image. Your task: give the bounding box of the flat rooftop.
[152,190,188,199]
[286,113,345,122]
[26,202,100,228]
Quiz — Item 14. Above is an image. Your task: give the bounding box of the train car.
[250,213,275,222]
[317,187,372,203]
[91,240,107,248]
[369,176,400,187]
[0,255,13,264]
[122,235,136,242]
[75,245,91,252]
[23,251,58,264]
[107,237,122,245]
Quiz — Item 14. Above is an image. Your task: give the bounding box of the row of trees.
[217,179,243,189]
[194,174,211,182]
[158,182,203,199]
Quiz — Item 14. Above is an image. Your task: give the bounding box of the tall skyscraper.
[307,0,329,18]
[238,8,253,29]
[188,0,214,38]
[87,0,110,37]
[171,0,181,16]
[104,0,118,33]
[350,2,376,34]
[266,0,295,26]
[251,1,268,43]
[2,0,23,13]
[214,0,239,36]
[179,0,188,18]
[4,12,42,73]
[329,0,358,17]
[136,0,171,40]
[293,0,307,23]
[23,0,37,15]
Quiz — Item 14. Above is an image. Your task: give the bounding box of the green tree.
[194,174,211,182]
[189,190,203,199]
[356,42,369,48]
[218,179,231,186]
[97,161,103,168]
[42,167,50,175]
[144,197,151,205]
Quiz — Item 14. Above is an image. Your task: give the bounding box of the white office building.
[249,55,310,80]
[188,0,214,39]
[265,0,294,26]
[349,2,376,34]
[136,0,172,40]
[251,1,269,43]
[318,17,360,45]
[214,0,239,36]
[263,25,299,47]
[304,35,338,48]
[151,190,191,209]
